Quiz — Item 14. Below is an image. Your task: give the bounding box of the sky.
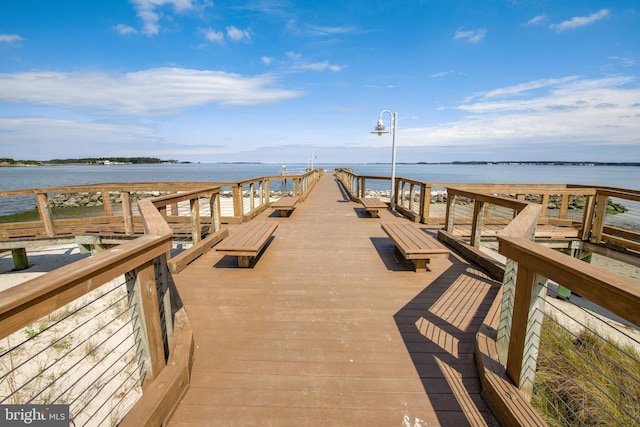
[0,1,639,164]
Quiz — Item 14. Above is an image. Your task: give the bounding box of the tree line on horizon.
[1,157,177,165]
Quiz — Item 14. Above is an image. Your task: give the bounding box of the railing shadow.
[393,258,502,425]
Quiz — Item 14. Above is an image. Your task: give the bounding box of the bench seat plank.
[271,196,299,217]
[381,222,450,272]
[216,221,277,267]
[360,197,387,218]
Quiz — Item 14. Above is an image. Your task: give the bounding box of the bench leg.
[412,259,429,272]
[369,209,379,218]
[237,256,252,268]
[279,209,288,217]
[12,248,29,271]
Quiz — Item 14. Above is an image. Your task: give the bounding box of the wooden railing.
[439,186,640,426]
[586,187,640,255]
[0,192,193,425]
[335,168,600,227]
[0,169,322,269]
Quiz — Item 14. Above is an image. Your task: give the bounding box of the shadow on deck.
[169,174,501,426]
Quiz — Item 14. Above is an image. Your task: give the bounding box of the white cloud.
[284,52,344,72]
[0,68,303,115]
[431,71,452,78]
[608,55,635,67]
[0,117,154,142]
[466,76,580,101]
[0,117,163,159]
[294,61,344,72]
[0,34,24,44]
[113,24,138,35]
[550,9,610,32]
[201,27,224,43]
[130,0,211,35]
[304,24,361,36]
[400,76,640,148]
[226,26,252,41]
[261,56,274,65]
[526,15,547,26]
[453,28,486,44]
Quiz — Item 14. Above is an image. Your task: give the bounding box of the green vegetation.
[607,201,628,214]
[0,157,179,165]
[0,205,107,223]
[532,318,640,426]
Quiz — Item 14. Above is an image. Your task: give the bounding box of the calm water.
[1,163,638,215]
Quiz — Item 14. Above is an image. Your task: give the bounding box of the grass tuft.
[532,318,640,426]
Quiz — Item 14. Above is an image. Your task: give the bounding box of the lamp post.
[371,110,398,209]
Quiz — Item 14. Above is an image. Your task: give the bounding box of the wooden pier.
[3,170,638,426]
[168,174,500,426]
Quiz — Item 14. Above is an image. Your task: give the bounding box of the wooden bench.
[381,222,450,272]
[360,197,387,218]
[271,196,299,217]
[215,221,278,267]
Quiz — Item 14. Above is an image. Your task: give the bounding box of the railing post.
[249,183,255,211]
[127,260,167,383]
[496,258,517,362]
[420,185,431,223]
[590,193,608,244]
[232,184,243,221]
[409,183,415,212]
[154,254,174,353]
[505,265,548,400]
[470,200,485,248]
[445,191,457,232]
[190,197,201,243]
[35,192,56,237]
[580,194,596,240]
[101,188,113,216]
[265,180,271,206]
[559,193,569,219]
[122,191,135,235]
[209,191,220,233]
[540,193,549,219]
[361,177,366,199]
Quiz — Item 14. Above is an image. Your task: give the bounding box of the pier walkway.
[169,174,500,426]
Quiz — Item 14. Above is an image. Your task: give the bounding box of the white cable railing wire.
[532,289,640,426]
[0,277,144,426]
[448,196,516,248]
[362,178,392,200]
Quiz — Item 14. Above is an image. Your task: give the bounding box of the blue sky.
[0,1,638,163]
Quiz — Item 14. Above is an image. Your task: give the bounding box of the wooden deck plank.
[168,173,501,426]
